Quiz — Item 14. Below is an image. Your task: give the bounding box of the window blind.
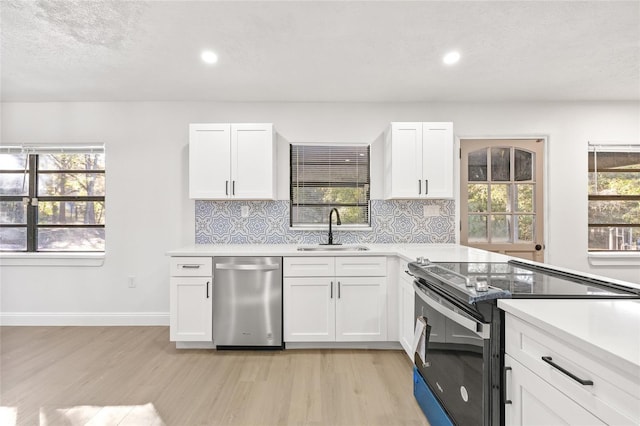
[290,144,370,226]
[0,144,105,154]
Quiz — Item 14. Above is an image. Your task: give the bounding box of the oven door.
[413,281,495,426]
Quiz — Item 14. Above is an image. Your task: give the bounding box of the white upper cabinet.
[384,122,454,199]
[189,123,276,200]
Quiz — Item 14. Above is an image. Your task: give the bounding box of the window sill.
[588,251,640,266]
[0,252,105,267]
[289,225,373,232]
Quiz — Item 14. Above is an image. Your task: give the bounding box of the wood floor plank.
[1,327,429,426]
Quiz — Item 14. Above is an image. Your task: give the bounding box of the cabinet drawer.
[284,257,335,277]
[504,354,605,425]
[335,256,387,277]
[505,314,639,425]
[170,257,213,277]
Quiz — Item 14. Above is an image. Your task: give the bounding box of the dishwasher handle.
[215,263,280,271]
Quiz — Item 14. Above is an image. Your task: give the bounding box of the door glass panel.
[490,184,510,213]
[468,215,488,242]
[515,184,534,213]
[514,149,533,181]
[491,215,510,242]
[468,149,488,181]
[491,147,510,181]
[516,215,534,242]
[468,184,488,212]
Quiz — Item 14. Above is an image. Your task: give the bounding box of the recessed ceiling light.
[201,50,218,65]
[443,51,461,65]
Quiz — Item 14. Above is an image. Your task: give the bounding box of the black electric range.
[408,258,639,426]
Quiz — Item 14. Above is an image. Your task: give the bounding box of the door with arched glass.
[460,139,545,262]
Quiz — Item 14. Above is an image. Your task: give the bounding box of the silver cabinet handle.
[338,281,341,298]
[206,281,210,299]
[418,179,421,195]
[225,180,229,196]
[215,263,279,271]
[330,281,333,299]
[425,180,428,195]
[182,265,201,269]
[503,366,512,405]
[232,180,235,195]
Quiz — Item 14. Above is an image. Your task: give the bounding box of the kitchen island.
[499,299,640,425]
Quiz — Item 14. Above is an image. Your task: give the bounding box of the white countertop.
[499,299,640,376]
[167,243,513,263]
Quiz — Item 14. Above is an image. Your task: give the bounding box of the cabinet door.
[170,277,212,342]
[398,272,415,358]
[335,277,387,341]
[231,123,275,199]
[189,124,231,199]
[284,277,335,342]
[505,355,605,426]
[422,122,454,198]
[386,122,423,199]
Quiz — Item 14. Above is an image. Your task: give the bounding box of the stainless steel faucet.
[321,208,341,245]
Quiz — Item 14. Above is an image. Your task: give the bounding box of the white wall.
[1,101,638,325]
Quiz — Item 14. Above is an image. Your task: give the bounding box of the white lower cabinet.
[284,277,335,341]
[169,257,213,342]
[504,313,638,425]
[284,256,387,342]
[334,276,387,341]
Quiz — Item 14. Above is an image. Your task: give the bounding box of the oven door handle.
[413,282,490,339]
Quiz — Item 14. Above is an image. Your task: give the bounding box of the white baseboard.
[285,341,403,350]
[0,312,169,326]
[175,341,216,349]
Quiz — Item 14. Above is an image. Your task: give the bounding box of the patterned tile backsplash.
[195,200,456,244]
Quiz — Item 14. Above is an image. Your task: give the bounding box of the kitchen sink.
[297,245,370,251]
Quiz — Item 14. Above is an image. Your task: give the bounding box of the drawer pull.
[182,265,201,269]
[541,356,594,386]
[503,366,512,405]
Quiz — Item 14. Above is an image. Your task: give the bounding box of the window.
[0,145,105,252]
[588,144,640,252]
[290,144,370,227]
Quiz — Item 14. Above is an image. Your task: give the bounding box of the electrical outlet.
[127,275,136,288]
[423,205,441,217]
[241,205,249,218]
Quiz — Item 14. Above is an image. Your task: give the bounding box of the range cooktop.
[409,259,640,301]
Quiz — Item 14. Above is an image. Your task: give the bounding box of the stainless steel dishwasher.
[213,256,283,348]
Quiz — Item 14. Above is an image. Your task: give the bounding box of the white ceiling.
[2,0,639,102]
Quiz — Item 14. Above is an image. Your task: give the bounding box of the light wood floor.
[0,327,428,426]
